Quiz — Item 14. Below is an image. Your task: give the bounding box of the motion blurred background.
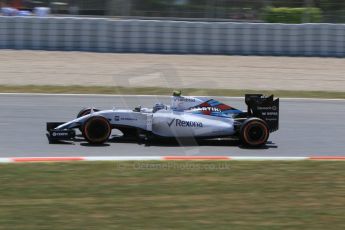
[1,0,345,23]
[2,0,345,58]
[1,0,345,90]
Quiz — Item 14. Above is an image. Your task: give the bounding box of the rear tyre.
[240,118,269,147]
[82,116,111,145]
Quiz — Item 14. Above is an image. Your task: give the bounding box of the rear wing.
[245,94,279,132]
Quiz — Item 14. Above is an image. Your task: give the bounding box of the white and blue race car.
[46,92,279,147]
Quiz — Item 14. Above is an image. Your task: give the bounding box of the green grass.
[0,161,344,229]
[0,85,345,99]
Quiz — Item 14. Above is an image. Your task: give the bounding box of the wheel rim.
[243,121,268,145]
[248,125,264,141]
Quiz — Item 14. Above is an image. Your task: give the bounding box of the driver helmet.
[153,103,166,112]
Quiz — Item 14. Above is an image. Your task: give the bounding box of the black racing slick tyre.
[240,118,269,147]
[82,116,111,145]
[77,108,100,118]
[77,108,100,132]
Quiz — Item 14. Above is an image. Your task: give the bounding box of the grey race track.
[0,94,344,157]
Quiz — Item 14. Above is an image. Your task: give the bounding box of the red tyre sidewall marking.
[243,121,269,145]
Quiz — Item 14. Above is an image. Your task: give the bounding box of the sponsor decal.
[167,119,175,127]
[51,132,69,137]
[167,118,203,128]
[265,118,278,121]
[173,97,196,103]
[191,106,221,112]
[261,110,278,116]
[114,116,137,121]
[257,106,278,111]
[120,117,137,121]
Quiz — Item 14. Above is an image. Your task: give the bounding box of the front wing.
[46,122,76,142]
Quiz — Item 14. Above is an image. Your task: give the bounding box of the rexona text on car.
[46,91,279,147]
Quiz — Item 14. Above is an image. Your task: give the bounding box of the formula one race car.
[46,92,279,147]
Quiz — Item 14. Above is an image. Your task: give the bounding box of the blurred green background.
[3,0,345,23]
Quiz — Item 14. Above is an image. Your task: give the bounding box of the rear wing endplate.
[245,94,279,132]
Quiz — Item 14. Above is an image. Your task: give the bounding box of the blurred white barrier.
[33,7,51,17]
[0,16,344,57]
[1,7,18,16]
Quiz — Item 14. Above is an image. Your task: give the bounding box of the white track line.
[1,156,345,163]
[0,158,12,163]
[230,157,309,161]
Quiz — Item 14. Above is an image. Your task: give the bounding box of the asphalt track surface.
[1,94,344,157]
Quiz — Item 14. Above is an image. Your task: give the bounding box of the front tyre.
[77,108,100,132]
[77,108,100,118]
[240,118,269,147]
[82,116,111,145]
